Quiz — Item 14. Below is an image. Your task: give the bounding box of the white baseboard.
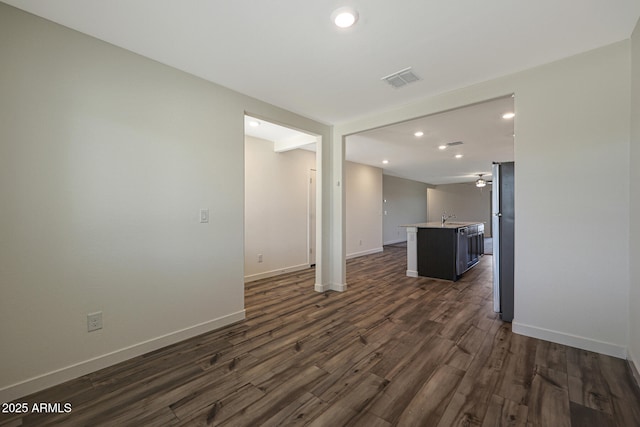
[0,310,246,403]
[383,238,406,245]
[406,270,419,277]
[244,263,310,282]
[330,282,347,292]
[316,282,345,292]
[346,247,383,260]
[512,321,627,359]
[314,283,330,292]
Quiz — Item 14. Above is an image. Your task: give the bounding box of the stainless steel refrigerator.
[492,162,515,322]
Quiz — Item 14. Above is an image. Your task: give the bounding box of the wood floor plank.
[311,350,383,402]
[395,364,465,426]
[480,394,528,427]
[347,411,392,427]
[436,322,512,427]
[259,392,327,427]
[598,354,640,427]
[526,366,571,427]
[495,332,538,406]
[534,339,567,373]
[566,347,613,414]
[168,367,259,421]
[445,323,489,371]
[367,335,456,423]
[569,401,616,427]
[370,319,441,380]
[217,365,327,426]
[329,372,389,414]
[305,402,358,427]
[174,383,265,426]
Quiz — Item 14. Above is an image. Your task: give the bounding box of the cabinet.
[466,224,485,269]
[417,227,457,280]
[416,223,483,281]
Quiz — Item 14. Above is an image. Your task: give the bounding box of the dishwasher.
[456,227,469,275]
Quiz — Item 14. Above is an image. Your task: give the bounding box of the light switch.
[200,209,209,223]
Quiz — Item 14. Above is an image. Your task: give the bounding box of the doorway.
[343,95,514,277]
[243,114,321,284]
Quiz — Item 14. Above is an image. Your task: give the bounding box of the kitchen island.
[404,221,484,281]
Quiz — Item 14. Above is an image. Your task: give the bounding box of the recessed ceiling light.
[249,120,260,127]
[331,7,359,28]
[502,112,515,119]
[438,145,447,150]
[382,159,389,164]
[414,131,424,137]
[455,154,463,159]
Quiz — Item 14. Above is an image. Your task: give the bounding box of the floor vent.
[381,67,421,89]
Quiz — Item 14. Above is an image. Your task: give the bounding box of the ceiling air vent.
[447,141,464,147]
[381,67,421,89]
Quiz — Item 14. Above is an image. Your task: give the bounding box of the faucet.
[441,212,456,225]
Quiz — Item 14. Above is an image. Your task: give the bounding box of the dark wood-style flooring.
[2,245,640,426]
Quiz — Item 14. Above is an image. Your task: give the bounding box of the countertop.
[403,221,483,229]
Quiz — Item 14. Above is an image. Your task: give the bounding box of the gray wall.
[345,162,383,257]
[630,17,640,367]
[382,175,429,244]
[427,183,492,236]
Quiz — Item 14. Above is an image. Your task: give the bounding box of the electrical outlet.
[87,312,103,332]
[258,254,263,263]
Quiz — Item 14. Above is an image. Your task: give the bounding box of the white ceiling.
[4,0,637,184]
[3,0,638,125]
[244,116,316,148]
[346,96,514,185]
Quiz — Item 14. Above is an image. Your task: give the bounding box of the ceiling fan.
[476,174,489,187]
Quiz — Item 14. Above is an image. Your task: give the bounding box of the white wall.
[345,162,383,258]
[629,17,640,367]
[244,138,315,281]
[382,175,429,244]
[245,140,382,277]
[427,183,492,236]
[0,4,330,401]
[333,41,631,358]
